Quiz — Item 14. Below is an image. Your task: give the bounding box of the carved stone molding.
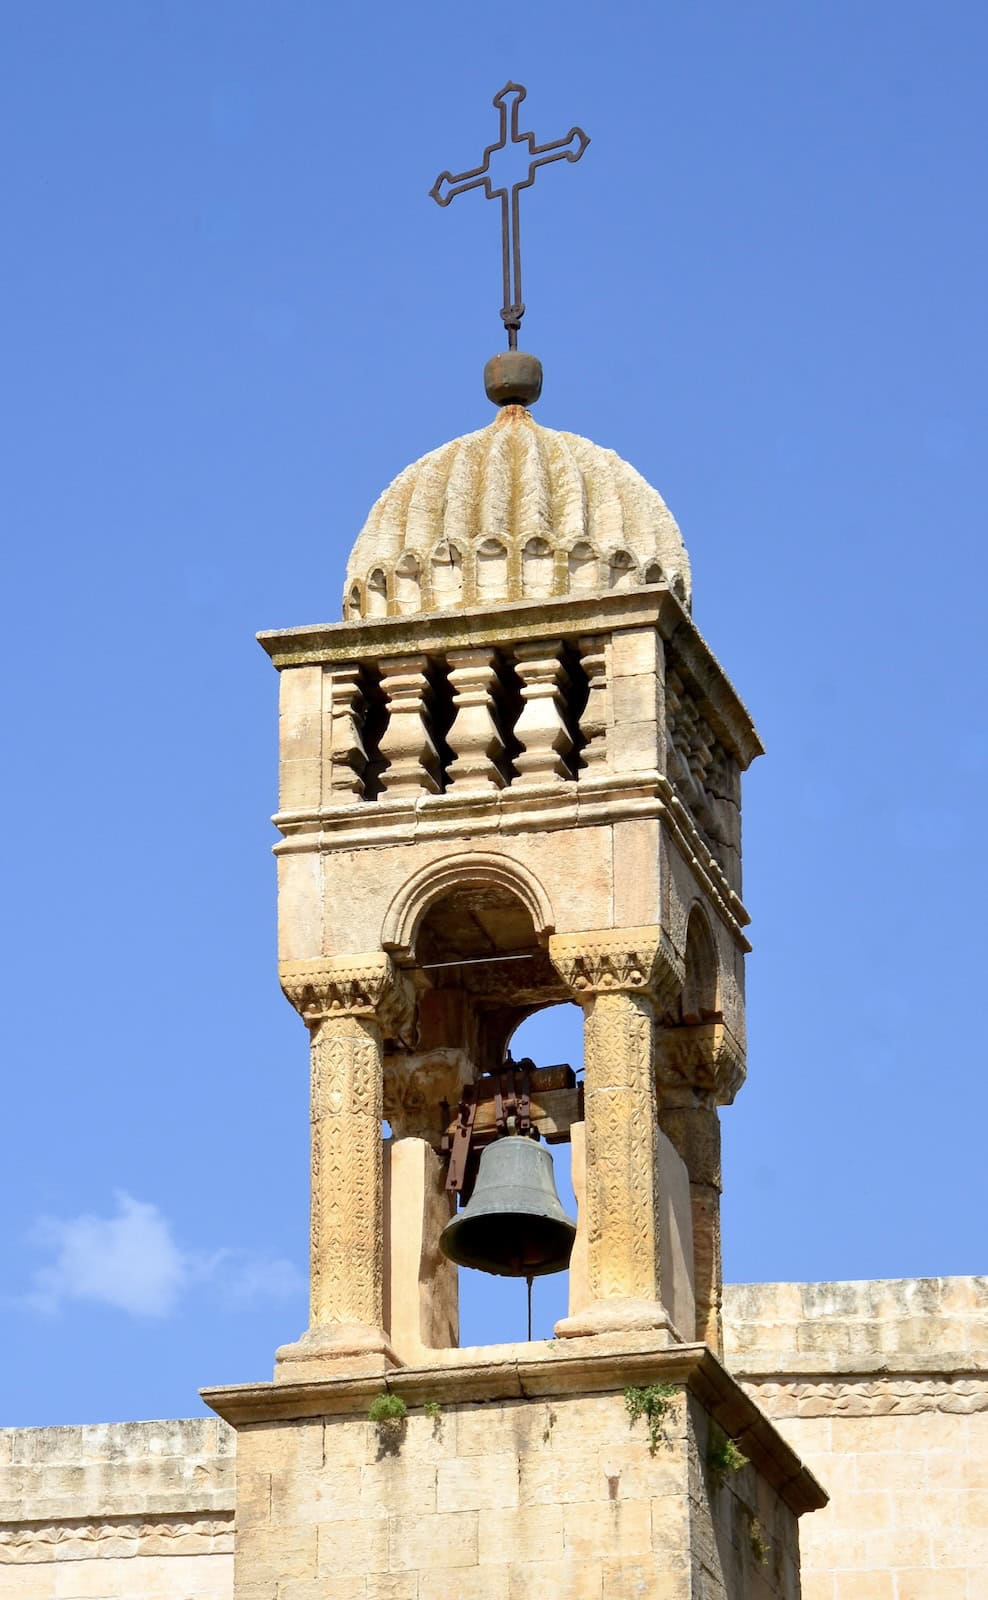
[655,1019,746,1105]
[280,954,415,1040]
[549,925,684,1007]
[0,1513,234,1564]
[743,1375,988,1420]
[383,1049,474,1143]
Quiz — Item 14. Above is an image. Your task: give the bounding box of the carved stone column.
[276,954,413,1378]
[377,655,441,798]
[446,648,506,790]
[655,1020,745,1357]
[550,926,685,1340]
[512,640,572,783]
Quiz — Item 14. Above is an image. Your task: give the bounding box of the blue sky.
[1,1,985,1426]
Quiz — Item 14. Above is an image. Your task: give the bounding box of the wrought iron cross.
[430,83,590,348]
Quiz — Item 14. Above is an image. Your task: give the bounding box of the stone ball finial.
[484,351,543,407]
[343,406,691,622]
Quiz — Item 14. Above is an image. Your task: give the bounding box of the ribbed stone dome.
[343,405,691,620]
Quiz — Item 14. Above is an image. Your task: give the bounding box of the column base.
[274,1322,400,1383]
[554,1296,681,1343]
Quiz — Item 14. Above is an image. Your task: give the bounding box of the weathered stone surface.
[0,1420,234,1600]
[343,406,692,621]
[722,1277,988,1598]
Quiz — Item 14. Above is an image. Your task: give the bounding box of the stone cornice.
[549,925,685,1006]
[272,775,751,948]
[258,588,763,771]
[201,1339,825,1517]
[727,1350,988,1380]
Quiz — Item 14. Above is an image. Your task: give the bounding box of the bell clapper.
[526,1274,534,1342]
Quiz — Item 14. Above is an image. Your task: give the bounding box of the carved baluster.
[577,636,608,774]
[325,665,367,801]
[446,648,506,791]
[377,655,441,798]
[512,640,572,783]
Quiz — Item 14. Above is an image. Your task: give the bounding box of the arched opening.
[387,868,586,1351]
[455,1001,584,1347]
[677,906,720,1024]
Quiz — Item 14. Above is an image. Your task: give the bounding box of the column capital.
[549,925,684,1007]
[279,953,415,1038]
[655,1019,746,1105]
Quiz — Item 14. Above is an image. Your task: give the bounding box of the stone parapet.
[0,1418,234,1598]
[723,1278,988,1600]
[724,1276,988,1379]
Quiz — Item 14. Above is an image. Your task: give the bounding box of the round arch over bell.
[380,852,555,962]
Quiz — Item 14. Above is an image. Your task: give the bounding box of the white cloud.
[23,1192,303,1318]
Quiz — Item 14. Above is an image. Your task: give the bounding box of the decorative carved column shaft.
[512,640,572,783]
[377,655,441,798]
[309,1012,384,1328]
[550,926,685,1340]
[277,955,413,1375]
[446,648,506,790]
[582,988,661,1303]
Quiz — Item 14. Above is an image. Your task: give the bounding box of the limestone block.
[358,1458,437,1517]
[611,627,662,680]
[279,666,323,759]
[316,1517,389,1578]
[612,816,660,929]
[276,851,323,963]
[477,1502,564,1565]
[383,1137,457,1363]
[419,1570,508,1600]
[563,1496,652,1559]
[611,671,662,727]
[386,1509,478,1572]
[608,718,661,773]
[436,1452,519,1512]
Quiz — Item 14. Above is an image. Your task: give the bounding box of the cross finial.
[430,82,590,381]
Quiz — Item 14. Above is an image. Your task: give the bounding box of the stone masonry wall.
[0,1417,234,1600]
[723,1276,988,1600]
[233,1386,801,1600]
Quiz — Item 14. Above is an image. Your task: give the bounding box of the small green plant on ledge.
[624,1382,677,1455]
[422,1400,443,1435]
[748,1516,770,1566]
[707,1425,749,1485]
[368,1393,407,1427]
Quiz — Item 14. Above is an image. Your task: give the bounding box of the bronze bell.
[440,1134,577,1278]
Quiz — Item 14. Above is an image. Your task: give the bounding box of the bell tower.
[203,84,825,1600]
